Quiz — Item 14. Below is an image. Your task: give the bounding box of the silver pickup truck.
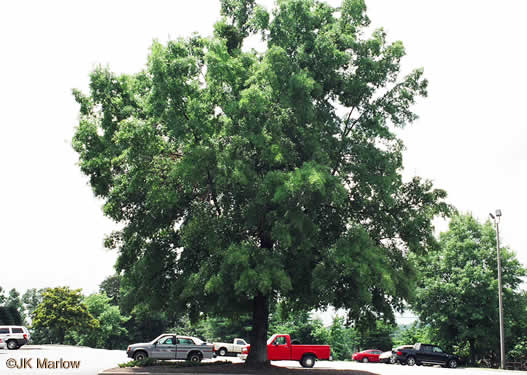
[127,334,214,363]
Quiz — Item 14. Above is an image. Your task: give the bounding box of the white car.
[0,326,31,350]
[379,345,413,364]
[213,338,248,356]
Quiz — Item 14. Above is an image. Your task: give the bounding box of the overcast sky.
[1,0,526,300]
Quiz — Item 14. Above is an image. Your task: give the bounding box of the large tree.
[31,287,98,344]
[73,0,449,365]
[410,213,526,364]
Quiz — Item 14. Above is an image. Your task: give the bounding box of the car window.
[178,338,194,345]
[0,328,9,334]
[273,336,287,345]
[235,339,245,345]
[433,347,443,353]
[160,336,175,345]
[374,351,382,354]
[12,328,23,334]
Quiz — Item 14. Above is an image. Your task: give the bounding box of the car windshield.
[267,335,278,345]
[151,334,166,344]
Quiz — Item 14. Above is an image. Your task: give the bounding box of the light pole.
[489,209,505,369]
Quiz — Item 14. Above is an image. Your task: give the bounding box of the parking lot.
[1,346,524,375]
[0,345,128,375]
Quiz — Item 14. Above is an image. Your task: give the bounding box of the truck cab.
[241,334,331,368]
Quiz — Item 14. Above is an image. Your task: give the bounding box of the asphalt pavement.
[2,346,524,375]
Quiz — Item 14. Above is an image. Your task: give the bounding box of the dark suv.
[396,343,459,368]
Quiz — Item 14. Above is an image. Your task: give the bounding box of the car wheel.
[301,355,316,368]
[448,359,458,368]
[389,356,396,364]
[133,351,147,361]
[188,353,202,364]
[406,356,416,366]
[7,340,18,350]
[218,348,227,356]
[362,357,369,363]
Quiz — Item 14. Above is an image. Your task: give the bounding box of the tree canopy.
[31,287,98,344]
[73,0,449,364]
[411,213,526,363]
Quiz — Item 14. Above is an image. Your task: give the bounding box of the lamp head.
[495,209,502,217]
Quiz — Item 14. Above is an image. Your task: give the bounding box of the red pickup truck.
[240,334,331,368]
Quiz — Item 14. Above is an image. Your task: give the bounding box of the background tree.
[410,213,526,364]
[327,317,359,360]
[358,320,394,351]
[22,288,45,321]
[0,287,6,305]
[31,287,98,344]
[0,306,22,325]
[69,293,130,349]
[73,0,449,365]
[5,288,26,325]
[199,315,252,342]
[392,321,437,347]
[99,274,122,306]
[269,305,326,345]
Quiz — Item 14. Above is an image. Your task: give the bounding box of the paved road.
[287,361,522,375]
[1,346,523,375]
[0,345,128,375]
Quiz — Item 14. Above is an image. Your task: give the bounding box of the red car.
[352,349,383,363]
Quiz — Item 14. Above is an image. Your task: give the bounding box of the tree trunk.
[469,338,476,365]
[246,293,270,367]
[57,327,65,345]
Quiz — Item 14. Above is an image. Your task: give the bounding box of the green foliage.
[118,358,159,368]
[73,0,450,363]
[269,306,326,345]
[358,320,394,351]
[5,289,26,325]
[190,315,252,342]
[0,288,25,326]
[0,306,22,325]
[118,359,231,368]
[327,317,358,360]
[392,321,436,347]
[70,293,130,349]
[508,338,527,361]
[411,213,527,363]
[123,304,174,344]
[31,287,99,344]
[22,288,45,318]
[269,308,359,361]
[99,274,122,306]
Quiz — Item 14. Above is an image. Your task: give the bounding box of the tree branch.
[207,169,222,216]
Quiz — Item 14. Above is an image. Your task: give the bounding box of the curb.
[100,373,241,375]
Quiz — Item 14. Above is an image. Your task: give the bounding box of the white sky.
[1,0,526,300]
